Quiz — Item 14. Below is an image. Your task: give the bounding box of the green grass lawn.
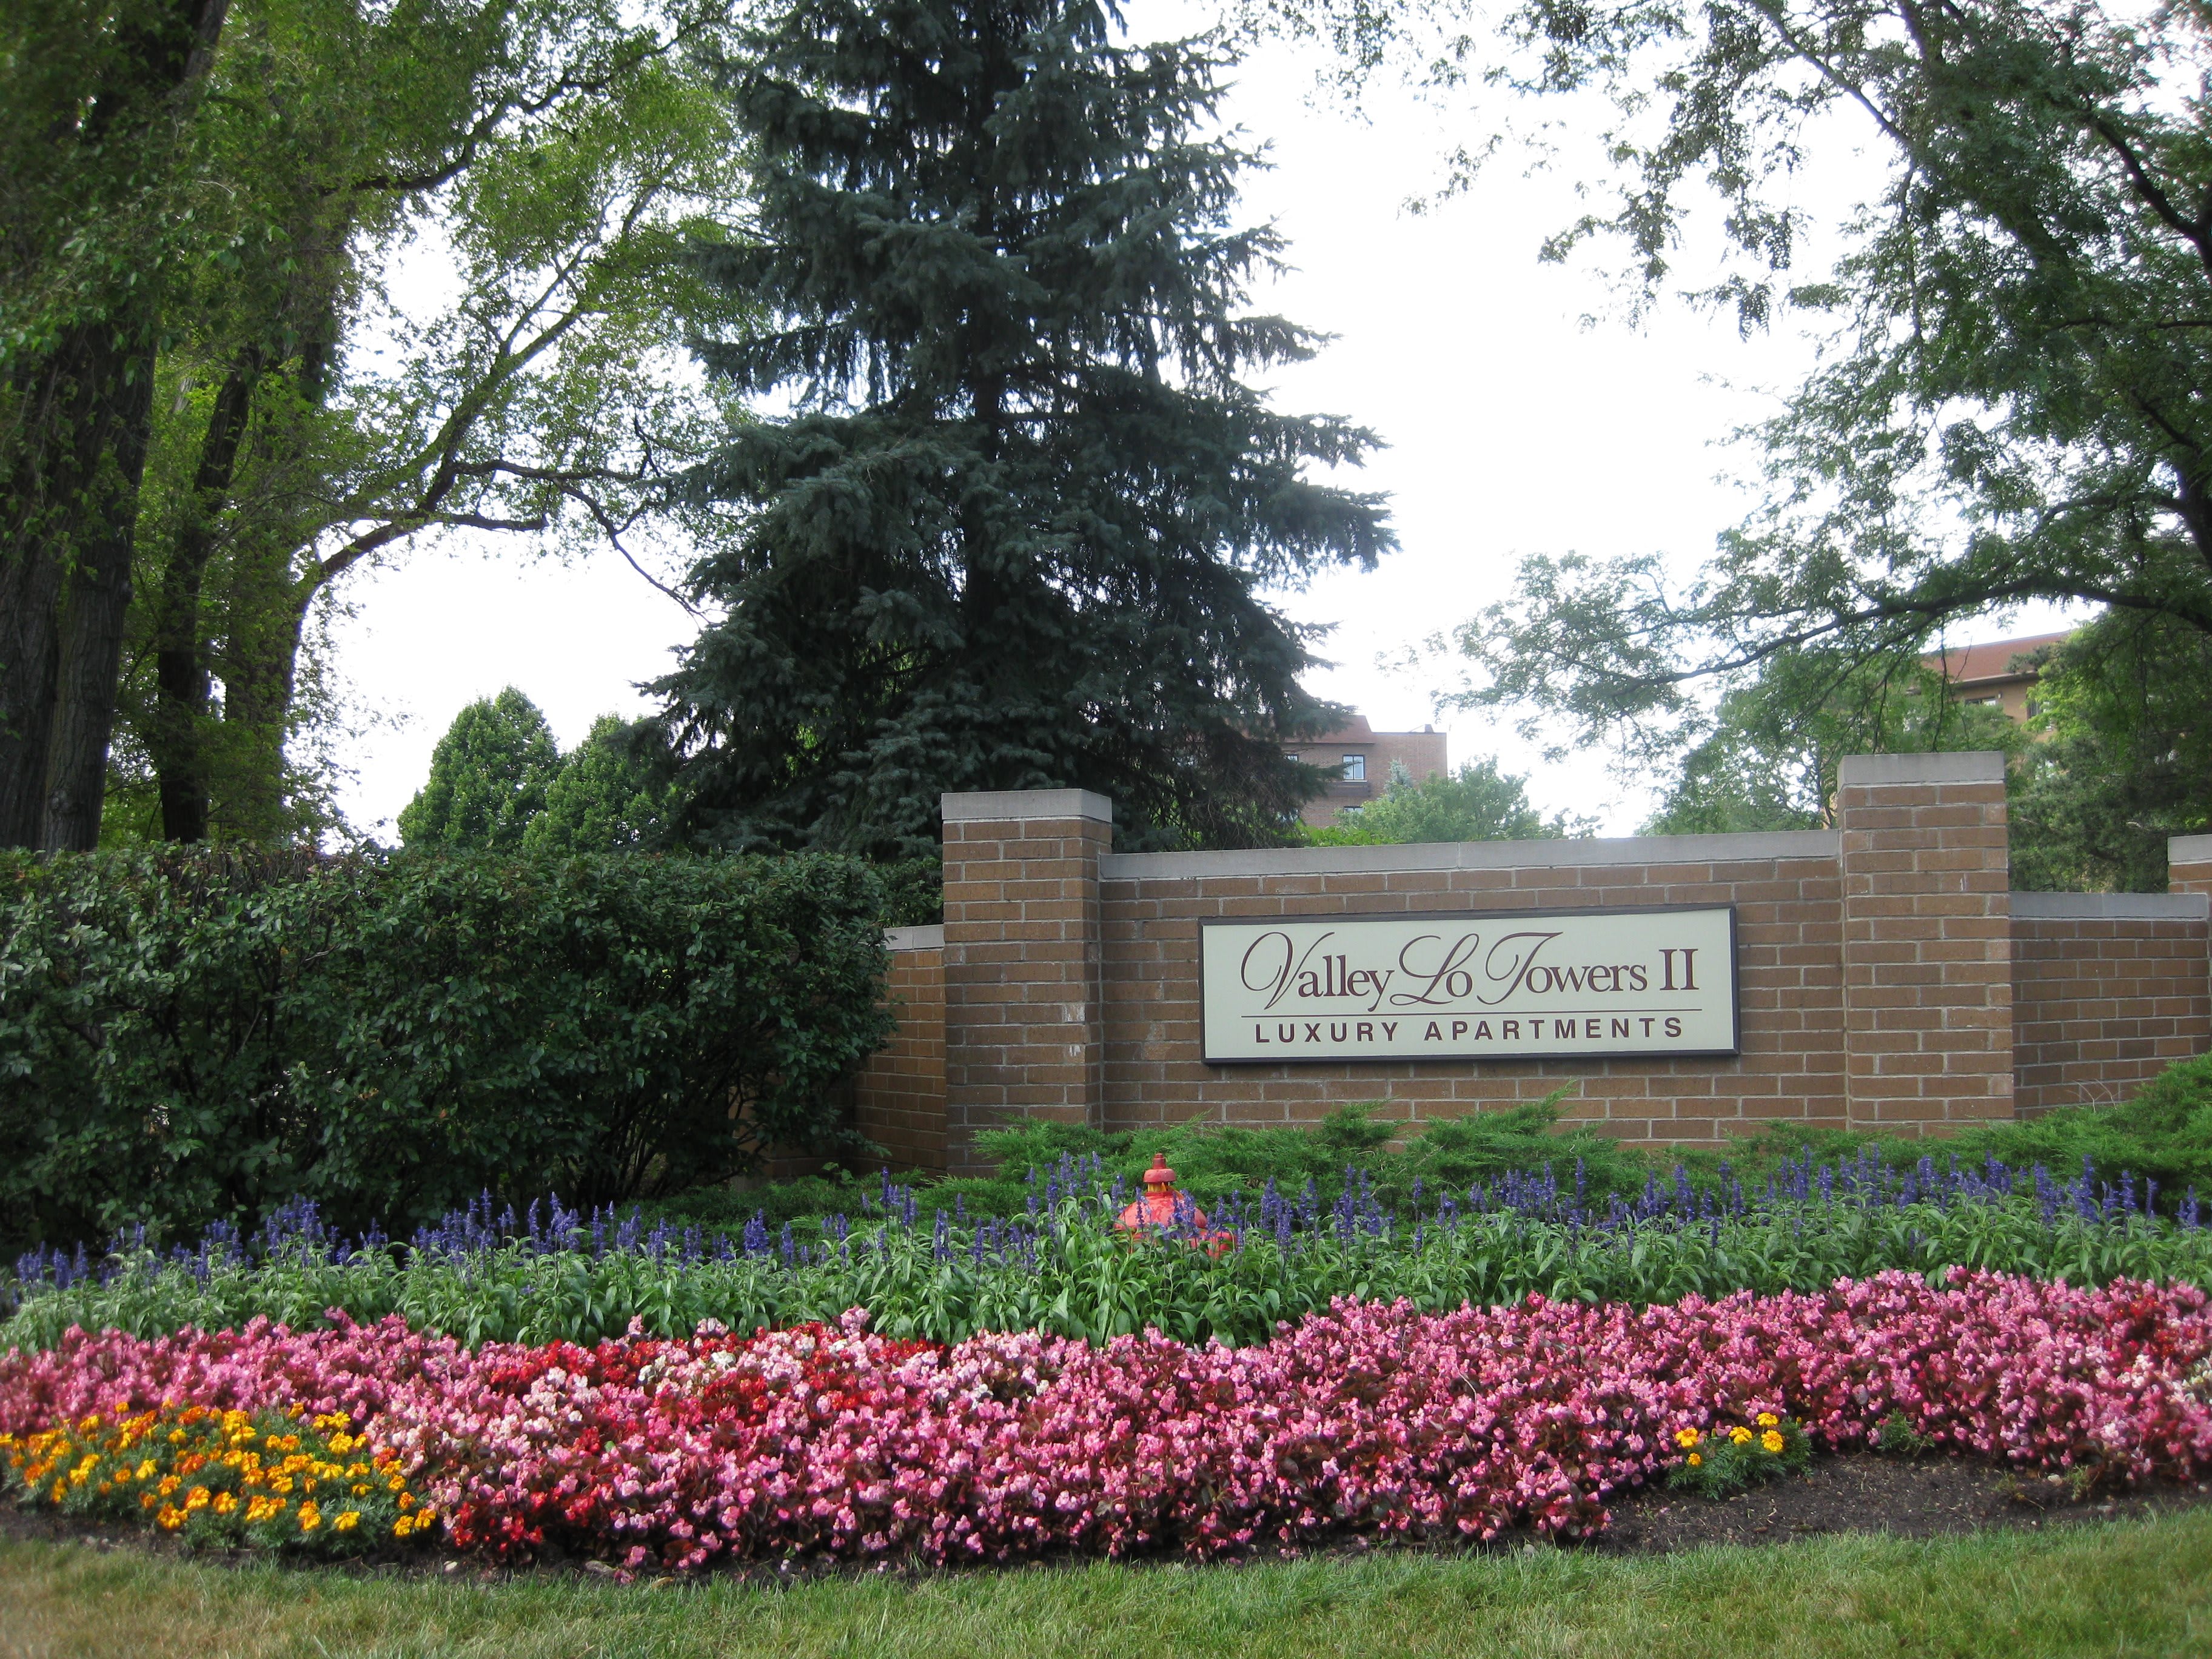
[2,1513,2208,1659]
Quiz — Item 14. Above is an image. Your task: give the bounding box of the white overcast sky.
[324,1,2077,841]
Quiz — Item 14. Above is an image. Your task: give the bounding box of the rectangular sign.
[1199,906,1738,1064]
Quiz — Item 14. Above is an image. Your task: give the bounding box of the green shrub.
[644,1050,2212,1240]
[0,848,894,1251]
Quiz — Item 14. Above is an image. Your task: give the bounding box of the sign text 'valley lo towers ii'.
[1199,907,1740,1062]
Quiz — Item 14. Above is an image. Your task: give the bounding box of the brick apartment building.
[1925,631,2071,724]
[1283,714,1449,828]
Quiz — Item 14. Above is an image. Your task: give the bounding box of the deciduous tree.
[1255,0,2212,782]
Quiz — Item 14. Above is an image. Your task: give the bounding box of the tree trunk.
[204,278,341,840]
[218,561,315,837]
[150,356,260,842]
[0,521,67,847]
[0,0,235,849]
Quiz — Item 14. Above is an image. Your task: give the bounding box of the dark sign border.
[1196,903,1741,1066]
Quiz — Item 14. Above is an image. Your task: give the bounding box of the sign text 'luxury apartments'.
[1199,907,1739,1064]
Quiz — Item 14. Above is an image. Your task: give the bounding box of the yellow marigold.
[157,1506,185,1531]
[141,1492,160,1511]
[157,1474,182,1496]
[270,1475,293,1495]
[1674,1428,1701,1449]
[213,1492,238,1516]
[1729,1427,1754,1446]
[392,1515,415,1540]
[1755,1412,1779,1428]
[334,1512,360,1533]
[1687,1452,1703,1467]
[298,1503,322,1533]
[352,1484,372,1498]
[1761,1430,1786,1454]
[184,1487,211,1512]
[135,1460,157,1481]
[48,1481,65,1503]
[77,1415,101,1433]
[398,1492,415,1510]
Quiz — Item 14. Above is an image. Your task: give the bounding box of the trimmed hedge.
[0,848,894,1251]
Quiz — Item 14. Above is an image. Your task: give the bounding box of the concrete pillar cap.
[941,788,1114,823]
[1837,751,2005,786]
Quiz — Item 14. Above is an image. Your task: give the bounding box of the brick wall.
[2174,835,2212,901]
[1094,831,1845,1145]
[2011,895,2212,1114]
[848,927,947,1170]
[851,756,2212,1170]
[1837,752,2014,1132]
[940,791,1111,1172]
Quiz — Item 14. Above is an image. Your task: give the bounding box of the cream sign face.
[1199,907,1739,1063]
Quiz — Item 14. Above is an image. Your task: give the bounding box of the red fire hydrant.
[1116,1153,1204,1235]
[1114,1154,1234,1253]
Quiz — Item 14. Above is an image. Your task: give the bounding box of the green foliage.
[2010,616,2212,892]
[873,854,944,928]
[645,1054,2212,1240]
[31,0,764,849]
[1307,757,1592,845]
[397,689,563,851]
[520,716,676,856]
[9,1176,2208,1353]
[1344,0,2212,782]
[654,0,1392,858]
[1872,1412,1936,1455]
[1937,1054,2212,1207]
[0,846,894,1251]
[1640,649,2023,836]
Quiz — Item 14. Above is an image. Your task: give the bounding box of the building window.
[1341,754,1366,782]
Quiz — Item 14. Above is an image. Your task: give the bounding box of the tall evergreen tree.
[522,715,674,855]
[654,0,1393,856]
[397,688,562,851]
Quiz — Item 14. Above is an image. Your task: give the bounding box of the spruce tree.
[397,688,563,851]
[655,0,1393,855]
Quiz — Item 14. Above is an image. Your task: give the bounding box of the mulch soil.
[5,1455,2210,1587]
[1595,1455,2212,1555]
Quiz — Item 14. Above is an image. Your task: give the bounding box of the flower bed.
[5,1272,2211,1572]
[5,1404,430,1552]
[10,1159,2208,1353]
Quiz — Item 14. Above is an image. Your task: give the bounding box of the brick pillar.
[1838,751,2014,1134]
[2173,835,2212,900]
[940,788,1113,1175]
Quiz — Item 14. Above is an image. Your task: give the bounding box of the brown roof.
[1299,716,1375,743]
[1924,631,2073,688]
